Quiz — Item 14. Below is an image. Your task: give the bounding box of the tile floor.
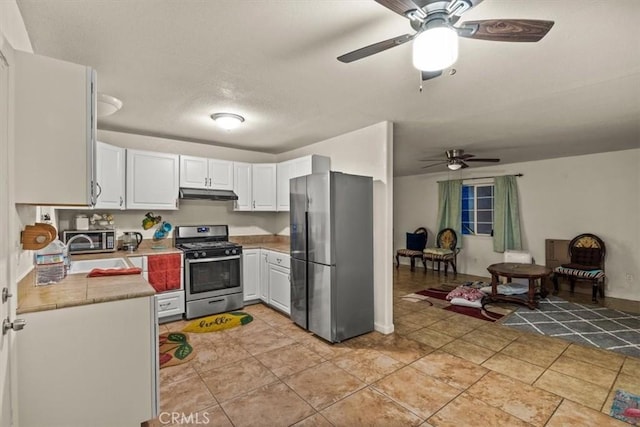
[150,267,639,426]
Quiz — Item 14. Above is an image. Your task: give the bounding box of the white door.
[242,249,260,301]
[1,48,16,427]
[276,160,292,212]
[179,155,208,189]
[95,141,125,209]
[208,159,234,191]
[233,162,252,211]
[268,264,291,315]
[252,163,277,211]
[126,149,179,210]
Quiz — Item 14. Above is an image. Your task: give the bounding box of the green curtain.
[493,175,522,252]
[436,179,462,247]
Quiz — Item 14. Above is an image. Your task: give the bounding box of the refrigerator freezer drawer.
[308,262,334,342]
[290,257,307,329]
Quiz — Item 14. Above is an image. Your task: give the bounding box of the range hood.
[179,188,238,201]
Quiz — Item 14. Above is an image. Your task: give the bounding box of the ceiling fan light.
[96,93,123,117]
[412,26,459,72]
[448,161,463,171]
[211,113,245,130]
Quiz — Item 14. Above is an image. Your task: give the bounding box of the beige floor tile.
[373,366,460,419]
[284,361,365,410]
[332,348,405,383]
[515,333,570,355]
[368,333,435,364]
[163,405,233,427]
[159,362,200,386]
[160,376,217,414]
[534,370,609,410]
[440,338,495,364]
[200,356,278,402]
[411,351,488,390]
[477,323,523,341]
[292,413,333,427]
[394,319,424,335]
[621,357,640,376]
[546,399,629,427]
[446,312,490,330]
[255,343,325,378]
[481,353,545,384]
[428,318,478,338]
[400,311,442,326]
[221,381,315,427]
[428,394,531,427]
[298,335,354,360]
[602,373,640,415]
[460,329,512,352]
[549,355,618,389]
[235,327,296,355]
[321,388,423,426]
[563,343,626,371]
[189,339,252,374]
[466,371,562,426]
[407,328,455,349]
[500,340,563,368]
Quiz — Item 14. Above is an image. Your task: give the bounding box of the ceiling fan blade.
[420,161,448,169]
[459,19,554,42]
[458,153,475,159]
[421,70,442,81]
[374,0,423,17]
[460,161,470,169]
[337,33,414,63]
[465,158,500,162]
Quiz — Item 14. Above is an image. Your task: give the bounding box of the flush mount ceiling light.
[210,113,245,130]
[96,93,123,117]
[448,160,463,171]
[412,24,459,72]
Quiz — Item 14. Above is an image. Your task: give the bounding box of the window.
[462,183,494,236]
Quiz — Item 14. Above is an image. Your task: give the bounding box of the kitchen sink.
[67,258,129,274]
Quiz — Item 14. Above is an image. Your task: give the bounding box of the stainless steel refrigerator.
[290,171,374,343]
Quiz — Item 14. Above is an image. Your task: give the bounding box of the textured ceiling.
[17,0,640,176]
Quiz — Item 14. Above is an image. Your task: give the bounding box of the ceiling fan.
[421,149,500,170]
[338,0,554,81]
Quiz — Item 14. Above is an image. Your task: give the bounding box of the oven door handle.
[186,255,241,264]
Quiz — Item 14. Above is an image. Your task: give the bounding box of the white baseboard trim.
[374,321,394,335]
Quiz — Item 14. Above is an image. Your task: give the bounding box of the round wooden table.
[486,262,552,309]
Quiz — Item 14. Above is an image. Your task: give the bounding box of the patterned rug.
[159,332,194,369]
[501,296,640,358]
[402,288,513,322]
[182,311,253,333]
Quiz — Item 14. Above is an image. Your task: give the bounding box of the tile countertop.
[16,245,181,315]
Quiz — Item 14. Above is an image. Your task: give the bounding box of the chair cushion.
[554,266,605,280]
[406,232,427,251]
[397,249,423,257]
[571,247,602,266]
[423,248,453,256]
[561,263,600,271]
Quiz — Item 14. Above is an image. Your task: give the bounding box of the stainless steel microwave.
[61,230,117,254]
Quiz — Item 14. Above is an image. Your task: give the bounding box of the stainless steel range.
[175,225,243,319]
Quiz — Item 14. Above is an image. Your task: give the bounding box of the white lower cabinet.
[129,254,185,321]
[242,249,260,302]
[259,251,269,302]
[17,297,158,427]
[268,263,290,315]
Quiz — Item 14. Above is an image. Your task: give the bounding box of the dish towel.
[148,254,182,292]
[87,267,142,277]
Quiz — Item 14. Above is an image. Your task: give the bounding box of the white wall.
[394,149,640,301]
[275,122,395,334]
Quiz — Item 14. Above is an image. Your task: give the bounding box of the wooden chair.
[422,228,460,276]
[396,227,428,271]
[552,233,606,303]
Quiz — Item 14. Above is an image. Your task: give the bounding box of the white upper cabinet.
[252,163,277,211]
[14,51,97,206]
[95,142,125,209]
[276,155,330,211]
[179,155,234,190]
[233,162,252,211]
[126,149,179,210]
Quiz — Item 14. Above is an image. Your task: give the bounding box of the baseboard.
[374,321,394,335]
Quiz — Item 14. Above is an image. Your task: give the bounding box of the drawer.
[267,251,290,269]
[156,291,185,318]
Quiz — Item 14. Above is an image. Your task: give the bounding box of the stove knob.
[231,249,237,255]
[193,252,199,259]
[200,251,207,258]
[225,249,230,255]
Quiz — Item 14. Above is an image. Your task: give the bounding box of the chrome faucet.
[64,234,95,270]
[65,234,96,249]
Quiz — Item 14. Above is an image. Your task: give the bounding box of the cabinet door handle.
[159,302,171,308]
[119,196,123,207]
[252,201,255,209]
[205,177,208,187]
[208,177,212,187]
[95,182,103,199]
[175,199,178,208]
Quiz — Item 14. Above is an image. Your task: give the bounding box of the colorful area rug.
[159,332,194,369]
[402,288,511,322]
[610,389,640,425]
[182,311,253,333]
[502,296,640,358]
